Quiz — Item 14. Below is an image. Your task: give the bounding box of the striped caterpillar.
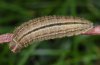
[9,16,93,53]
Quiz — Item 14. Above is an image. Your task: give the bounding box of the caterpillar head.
[9,39,22,53]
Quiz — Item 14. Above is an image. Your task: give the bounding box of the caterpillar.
[9,16,93,53]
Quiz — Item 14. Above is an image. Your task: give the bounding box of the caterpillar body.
[9,16,93,53]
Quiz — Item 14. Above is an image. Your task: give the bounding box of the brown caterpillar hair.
[9,16,93,53]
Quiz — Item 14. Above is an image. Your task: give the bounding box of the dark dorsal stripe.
[18,22,87,41]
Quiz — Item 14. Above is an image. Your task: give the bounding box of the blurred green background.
[0,0,100,65]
